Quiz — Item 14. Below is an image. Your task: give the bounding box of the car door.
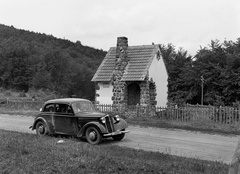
[53,103,78,135]
[40,103,55,132]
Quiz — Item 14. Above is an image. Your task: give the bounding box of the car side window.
[67,105,74,114]
[56,104,73,114]
[43,104,55,112]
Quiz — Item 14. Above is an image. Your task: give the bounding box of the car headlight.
[100,117,106,124]
[114,115,120,122]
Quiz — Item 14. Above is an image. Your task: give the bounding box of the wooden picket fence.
[156,105,240,124]
[1,99,240,125]
[96,104,240,125]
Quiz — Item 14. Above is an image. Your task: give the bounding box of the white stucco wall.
[148,54,168,106]
[96,82,113,104]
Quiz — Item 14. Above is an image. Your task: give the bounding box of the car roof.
[45,98,90,104]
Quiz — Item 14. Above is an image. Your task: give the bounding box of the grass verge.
[126,116,240,136]
[0,108,39,116]
[0,129,228,174]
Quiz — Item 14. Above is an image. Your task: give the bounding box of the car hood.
[75,111,106,118]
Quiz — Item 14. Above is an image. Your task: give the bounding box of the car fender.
[77,121,107,137]
[114,118,128,131]
[32,117,50,133]
[118,118,128,127]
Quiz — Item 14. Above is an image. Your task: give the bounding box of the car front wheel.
[36,121,47,136]
[112,130,125,141]
[85,126,102,145]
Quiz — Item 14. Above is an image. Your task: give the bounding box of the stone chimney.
[112,37,128,106]
[116,37,128,69]
[116,36,128,57]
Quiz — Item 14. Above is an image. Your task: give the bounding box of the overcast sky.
[0,0,239,55]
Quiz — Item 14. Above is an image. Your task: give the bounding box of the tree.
[193,39,240,106]
[0,24,106,100]
[1,46,32,91]
[160,44,193,105]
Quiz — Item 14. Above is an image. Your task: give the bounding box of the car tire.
[36,121,48,136]
[85,126,102,145]
[112,130,125,141]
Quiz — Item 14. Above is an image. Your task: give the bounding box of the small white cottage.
[91,37,168,106]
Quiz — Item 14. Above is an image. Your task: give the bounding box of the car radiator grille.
[105,116,115,133]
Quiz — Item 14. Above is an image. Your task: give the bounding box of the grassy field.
[0,92,235,173]
[0,129,228,174]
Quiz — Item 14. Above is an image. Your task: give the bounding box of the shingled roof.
[91,44,160,82]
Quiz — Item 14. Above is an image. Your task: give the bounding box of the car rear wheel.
[36,121,47,136]
[85,126,102,145]
[112,130,125,141]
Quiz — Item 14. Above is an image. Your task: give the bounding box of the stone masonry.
[93,36,160,111]
[111,37,157,108]
[111,37,128,106]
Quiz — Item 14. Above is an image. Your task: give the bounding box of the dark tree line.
[1,24,240,106]
[0,24,106,101]
[160,38,240,106]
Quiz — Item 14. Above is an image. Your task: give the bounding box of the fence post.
[214,107,216,123]
[219,106,222,124]
[239,108,240,122]
[219,107,222,124]
[175,105,179,121]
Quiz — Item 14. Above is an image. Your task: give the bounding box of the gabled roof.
[91,44,160,82]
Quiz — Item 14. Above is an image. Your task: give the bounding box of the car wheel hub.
[89,131,96,140]
[39,125,44,134]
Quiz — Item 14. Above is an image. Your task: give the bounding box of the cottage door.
[127,83,140,105]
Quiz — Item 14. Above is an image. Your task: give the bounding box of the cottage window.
[103,82,110,88]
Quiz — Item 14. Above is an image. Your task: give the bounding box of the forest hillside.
[0,24,107,101]
[1,24,240,106]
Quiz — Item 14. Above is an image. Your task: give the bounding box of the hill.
[0,24,107,100]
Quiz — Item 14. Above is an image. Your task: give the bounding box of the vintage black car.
[30,98,129,144]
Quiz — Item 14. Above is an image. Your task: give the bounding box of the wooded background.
[0,24,240,106]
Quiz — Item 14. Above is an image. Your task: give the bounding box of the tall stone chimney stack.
[112,37,128,106]
[116,37,128,67]
[116,36,128,58]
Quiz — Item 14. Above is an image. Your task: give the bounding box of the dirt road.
[0,114,239,164]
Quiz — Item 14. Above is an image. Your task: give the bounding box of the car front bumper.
[103,130,130,137]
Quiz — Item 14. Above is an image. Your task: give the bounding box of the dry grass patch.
[0,129,228,174]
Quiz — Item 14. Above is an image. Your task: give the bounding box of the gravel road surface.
[0,114,239,164]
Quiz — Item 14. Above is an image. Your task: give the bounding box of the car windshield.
[71,101,95,113]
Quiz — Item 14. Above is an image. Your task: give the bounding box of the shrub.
[4,90,12,97]
[18,91,26,97]
[0,87,4,93]
[27,88,57,101]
